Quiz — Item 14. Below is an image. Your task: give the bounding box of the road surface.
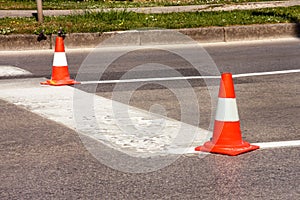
[0,38,299,199]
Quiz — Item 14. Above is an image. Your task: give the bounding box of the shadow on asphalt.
[297,23,300,37]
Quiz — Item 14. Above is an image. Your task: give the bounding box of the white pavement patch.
[0,78,210,157]
[0,65,32,77]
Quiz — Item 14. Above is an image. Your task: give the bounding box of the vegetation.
[0,0,286,10]
[0,5,299,35]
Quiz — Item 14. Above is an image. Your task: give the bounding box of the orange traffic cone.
[195,73,259,156]
[41,36,79,86]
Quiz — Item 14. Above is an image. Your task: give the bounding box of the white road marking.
[0,65,32,77]
[80,69,300,84]
[232,69,300,78]
[0,69,299,155]
[252,140,300,149]
[80,75,220,85]
[0,78,210,157]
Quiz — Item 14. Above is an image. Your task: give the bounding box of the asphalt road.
[1,39,300,79]
[0,39,299,199]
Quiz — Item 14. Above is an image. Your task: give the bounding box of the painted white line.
[0,65,32,77]
[80,75,220,85]
[232,69,300,78]
[80,69,300,85]
[0,78,209,157]
[252,140,300,149]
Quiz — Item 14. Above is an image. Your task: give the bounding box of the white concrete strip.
[215,98,239,122]
[53,52,68,66]
[0,78,210,157]
[80,69,300,85]
[252,140,300,149]
[0,65,32,77]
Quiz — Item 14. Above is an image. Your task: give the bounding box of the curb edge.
[0,23,299,50]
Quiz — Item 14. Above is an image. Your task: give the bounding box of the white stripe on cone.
[215,98,239,122]
[53,52,68,66]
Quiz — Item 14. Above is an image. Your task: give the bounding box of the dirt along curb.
[0,23,299,50]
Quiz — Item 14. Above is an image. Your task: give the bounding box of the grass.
[0,0,286,10]
[0,6,299,35]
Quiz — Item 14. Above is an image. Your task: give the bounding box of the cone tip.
[55,36,65,52]
[221,72,233,78]
[219,72,235,98]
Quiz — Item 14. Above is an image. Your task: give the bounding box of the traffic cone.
[195,73,259,156]
[41,36,79,86]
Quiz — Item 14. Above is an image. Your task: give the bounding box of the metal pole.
[36,0,43,23]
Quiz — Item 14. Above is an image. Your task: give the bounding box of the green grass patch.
[0,0,286,10]
[0,6,299,35]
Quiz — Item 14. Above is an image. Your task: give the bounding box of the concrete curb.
[0,23,299,50]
